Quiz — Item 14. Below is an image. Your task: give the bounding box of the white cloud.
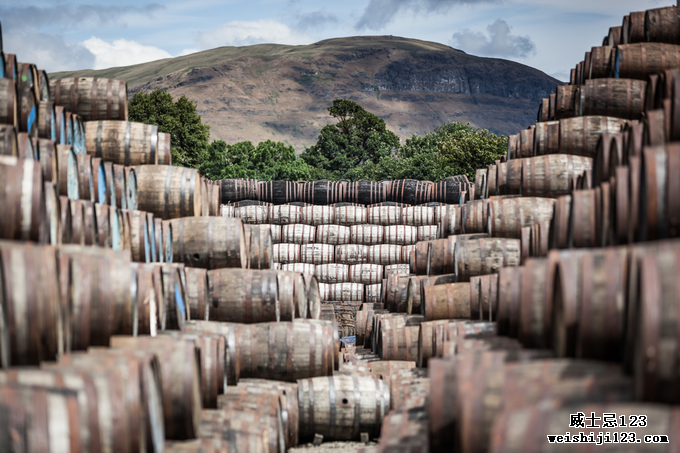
[192,19,313,50]
[451,19,536,58]
[83,37,173,70]
[4,29,96,73]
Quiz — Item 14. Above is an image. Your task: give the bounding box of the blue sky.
[0,0,669,80]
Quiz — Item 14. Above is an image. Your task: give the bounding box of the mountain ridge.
[51,35,561,151]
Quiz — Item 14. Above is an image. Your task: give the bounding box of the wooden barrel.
[50,77,128,121]
[0,242,61,365]
[644,6,680,44]
[37,100,55,141]
[384,274,413,312]
[460,358,634,453]
[432,176,469,204]
[461,200,489,234]
[587,45,614,79]
[422,283,471,321]
[367,244,404,265]
[304,275,322,319]
[184,268,209,321]
[259,180,298,204]
[199,409,270,452]
[268,204,301,224]
[487,197,555,239]
[85,120,157,165]
[0,79,18,128]
[17,132,35,160]
[33,138,59,187]
[315,263,349,283]
[0,157,47,242]
[268,270,306,321]
[0,125,17,157]
[282,262,315,274]
[157,131,171,165]
[365,283,382,304]
[367,206,403,225]
[281,223,315,244]
[349,264,383,285]
[299,180,344,205]
[568,188,599,247]
[388,179,431,205]
[43,182,61,246]
[316,224,350,245]
[469,273,498,320]
[245,224,273,269]
[555,116,627,157]
[110,336,202,440]
[335,205,368,225]
[416,225,439,242]
[402,206,436,226]
[17,86,37,138]
[614,43,680,80]
[350,224,383,245]
[273,243,300,263]
[554,85,579,119]
[169,217,246,269]
[346,179,386,205]
[580,78,646,119]
[454,238,521,282]
[380,325,420,362]
[335,244,369,265]
[218,178,259,203]
[300,205,335,226]
[300,243,334,265]
[324,283,364,302]
[521,154,592,197]
[219,392,287,453]
[496,160,523,196]
[135,165,201,218]
[383,225,418,245]
[298,376,390,441]
[132,264,160,335]
[207,269,279,323]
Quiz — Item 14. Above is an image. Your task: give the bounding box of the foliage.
[199,139,313,181]
[128,89,211,168]
[300,99,400,180]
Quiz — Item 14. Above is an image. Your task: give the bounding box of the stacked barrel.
[340,4,680,453]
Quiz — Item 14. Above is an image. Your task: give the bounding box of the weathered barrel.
[259,180,298,204]
[367,244,404,265]
[299,180,345,205]
[487,197,556,239]
[349,263,383,286]
[0,125,17,157]
[299,243,334,265]
[324,283,364,302]
[184,268,209,321]
[454,238,521,282]
[0,79,18,128]
[273,243,300,263]
[135,165,202,218]
[335,205,368,225]
[282,262,315,275]
[402,206,436,226]
[580,78,646,119]
[207,269,279,323]
[300,205,335,226]
[350,224,384,245]
[0,157,47,242]
[335,244,369,265]
[422,283,471,321]
[269,270,306,321]
[168,217,247,269]
[389,179,432,205]
[344,179,383,205]
[614,43,680,80]
[235,205,269,224]
[245,224,273,269]
[110,335,202,440]
[157,131,172,165]
[125,211,151,262]
[218,178,258,203]
[268,204,302,224]
[542,116,626,157]
[298,376,390,441]
[521,154,592,197]
[432,176,469,204]
[85,121,158,165]
[132,264,160,335]
[281,223,315,244]
[315,263,350,283]
[383,225,418,245]
[50,77,128,121]
[316,224,350,245]
[496,160,523,196]
[644,6,680,43]
[380,325,420,362]
[554,85,579,119]
[367,206,403,225]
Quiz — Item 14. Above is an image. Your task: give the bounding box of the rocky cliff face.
[52,36,560,150]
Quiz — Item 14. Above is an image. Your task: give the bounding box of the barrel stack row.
[218,175,473,206]
[0,22,383,453]
[345,5,680,453]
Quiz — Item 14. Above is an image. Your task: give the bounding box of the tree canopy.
[128,89,211,168]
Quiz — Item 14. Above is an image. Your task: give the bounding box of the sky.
[0,0,670,81]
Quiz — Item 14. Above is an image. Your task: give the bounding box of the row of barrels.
[223,202,454,226]
[250,223,440,245]
[272,243,419,266]
[219,176,472,205]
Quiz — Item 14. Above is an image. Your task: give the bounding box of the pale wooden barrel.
[300,243,335,265]
[281,262,316,275]
[384,263,411,277]
[33,137,59,185]
[168,217,247,269]
[157,131,172,165]
[350,224,384,245]
[0,156,47,242]
[298,376,390,441]
[380,325,420,362]
[301,205,335,226]
[273,243,301,263]
[521,154,592,197]
[403,206,436,226]
[85,120,157,165]
[132,263,160,335]
[335,244,369,265]
[303,274,322,319]
[0,125,18,157]
[207,269,279,323]
[325,283,364,302]
[487,197,556,239]
[368,206,403,225]
[0,242,62,365]
[197,410,269,452]
[267,270,306,321]
[316,224,351,245]
[44,182,61,246]
[335,206,368,225]
[281,223,316,244]
[417,225,439,242]
[422,283,471,321]
[184,268,209,321]
[50,77,128,121]
[349,263,383,285]
[367,244,405,265]
[244,224,273,269]
[235,205,269,224]
[149,263,188,331]
[0,79,18,128]
[384,225,418,245]
[110,335,202,440]
[220,204,235,217]
[315,263,350,283]
[269,204,302,224]
[135,165,202,218]
[365,283,382,304]
[454,238,521,282]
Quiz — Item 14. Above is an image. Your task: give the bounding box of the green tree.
[128,89,211,168]
[301,99,400,180]
[199,139,312,181]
